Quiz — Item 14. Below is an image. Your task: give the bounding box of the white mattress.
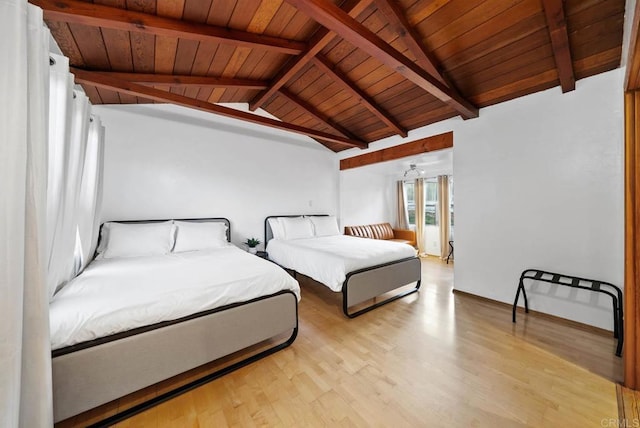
[50,245,300,350]
[266,235,417,292]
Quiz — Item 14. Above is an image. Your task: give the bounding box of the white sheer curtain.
[60,89,91,279]
[77,115,105,270]
[47,56,99,294]
[46,54,75,299]
[0,1,53,426]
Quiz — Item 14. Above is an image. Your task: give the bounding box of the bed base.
[87,327,297,428]
[264,215,421,318]
[53,290,298,425]
[342,256,421,318]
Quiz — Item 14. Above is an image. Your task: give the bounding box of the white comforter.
[266,235,417,292]
[50,245,300,350]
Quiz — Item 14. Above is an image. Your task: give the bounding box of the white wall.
[339,69,624,330]
[339,168,395,228]
[95,103,339,250]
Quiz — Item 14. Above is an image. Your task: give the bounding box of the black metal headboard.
[264,214,328,245]
[96,218,231,258]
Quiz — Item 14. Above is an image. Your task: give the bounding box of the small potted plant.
[244,237,261,254]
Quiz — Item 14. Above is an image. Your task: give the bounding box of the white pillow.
[173,221,228,252]
[268,218,285,240]
[280,217,314,240]
[309,216,340,237]
[99,221,175,259]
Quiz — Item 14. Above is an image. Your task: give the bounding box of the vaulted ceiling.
[35,0,624,152]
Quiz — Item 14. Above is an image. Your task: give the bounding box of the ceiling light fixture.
[403,164,425,178]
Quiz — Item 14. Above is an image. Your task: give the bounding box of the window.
[425,178,438,226]
[404,178,438,226]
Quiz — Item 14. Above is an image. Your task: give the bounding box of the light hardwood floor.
[61,257,622,427]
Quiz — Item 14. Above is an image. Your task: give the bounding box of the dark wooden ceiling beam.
[374,0,478,121]
[340,131,453,170]
[249,0,372,111]
[76,72,269,89]
[372,0,446,86]
[541,0,575,93]
[71,68,367,149]
[312,55,407,137]
[284,0,478,119]
[277,88,364,142]
[31,0,306,55]
[372,0,471,112]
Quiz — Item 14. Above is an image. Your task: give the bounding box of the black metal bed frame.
[264,215,421,318]
[57,218,298,426]
[512,268,623,356]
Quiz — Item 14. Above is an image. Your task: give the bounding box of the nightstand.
[256,251,269,260]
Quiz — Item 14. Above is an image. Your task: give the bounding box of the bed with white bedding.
[265,215,421,317]
[51,218,300,424]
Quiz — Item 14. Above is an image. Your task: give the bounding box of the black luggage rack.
[512,268,623,356]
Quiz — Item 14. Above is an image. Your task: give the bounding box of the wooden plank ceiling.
[35,0,624,152]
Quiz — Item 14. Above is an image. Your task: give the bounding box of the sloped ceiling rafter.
[541,0,576,93]
[277,87,363,141]
[312,54,407,137]
[283,0,479,120]
[35,0,625,152]
[32,0,307,54]
[249,0,373,111]
[372,0,468,105]
[33,0,366,150]
[246,0,410,141]
[80,72,269,89]
[72,68,368,150]
[373,0,447,85]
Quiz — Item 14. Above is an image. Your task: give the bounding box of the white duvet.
[266,235,417,292]
[50,245,300,350]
